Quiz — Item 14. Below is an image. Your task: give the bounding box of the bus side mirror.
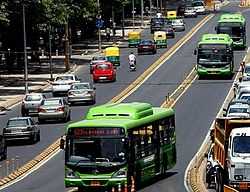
[60,136,65,150]
[194,49,197,55]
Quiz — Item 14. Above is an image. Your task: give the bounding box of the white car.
[171,19,185,32]
[226,101,250,118]
[242,63,250,81]
[192,1,206,14]
[52,74,80,96]
[184,7,197,17]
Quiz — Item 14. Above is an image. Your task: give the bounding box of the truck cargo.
[206,117,250,192]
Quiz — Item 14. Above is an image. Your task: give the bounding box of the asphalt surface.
[0,3,248,192]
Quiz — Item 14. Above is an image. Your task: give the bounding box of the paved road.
[0,3,248,192]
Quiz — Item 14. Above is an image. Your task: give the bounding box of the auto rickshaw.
[167,10,177,20]
[154,31,167,48]
[105,46,120,66]
[128,31,141,47]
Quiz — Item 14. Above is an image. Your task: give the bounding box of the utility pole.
[22,3,28,94]
[122,5,125,38]
[48,25,53,80]
[97,0,101,51]
[141,0,144,28]
[156,0,159,12]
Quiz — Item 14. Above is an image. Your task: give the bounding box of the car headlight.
[112,168,127,178]
[234,175,243,180]
[66,168,80,179]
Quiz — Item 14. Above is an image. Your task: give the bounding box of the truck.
[206,117,250,192]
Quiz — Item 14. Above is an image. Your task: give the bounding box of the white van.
[192,1,206,14]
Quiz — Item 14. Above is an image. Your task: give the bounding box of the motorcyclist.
[128,52,136,67]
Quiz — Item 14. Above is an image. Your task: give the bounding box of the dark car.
[150,17,165,34]
[163,24,175,38]
[0,135,7,160]
[3,117,40,144]
[138,40,157,55]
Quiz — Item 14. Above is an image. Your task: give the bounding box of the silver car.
[38,98,71,123]
[52,74,80,96]
[184,7,197,17]
[90,56,107,74]
[21,93,45,116]
[171,19,185,32]
[3,117,40,144]
[68,82,96,105]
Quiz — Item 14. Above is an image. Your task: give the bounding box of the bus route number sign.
[73,128,122,137]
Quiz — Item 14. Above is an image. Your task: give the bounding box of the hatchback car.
[138,40,157,55]
[68,82,96,105]
[21,93,45,116]
[162,24,175,38]
[90,56,107,74]
[184,6,197,17]
[3,117,40,144]
[92,62,116,83]
[38,98,71,123]
[52,74,80,96]
[171,19,185,32]
[0,135,7,160]
[226,100,250,118]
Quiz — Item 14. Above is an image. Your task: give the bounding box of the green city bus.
[194,33,234,78]
[216,13,246,49]
[61,102,176,192]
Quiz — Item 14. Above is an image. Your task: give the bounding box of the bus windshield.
[233,136,250,155]
[198,49,230,64]
[67,137,127,164]
[218,23,244,37]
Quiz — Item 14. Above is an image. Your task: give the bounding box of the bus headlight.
[112,168,127,178]
[66,168,80,179]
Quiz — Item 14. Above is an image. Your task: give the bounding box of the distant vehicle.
[194,34,234,78]
[92,62,116,83]
[0,135,7,160]
[150,17,165,33]
[225,100,250,118]
[242,63,250,81]
[171,19,185,32]
[192,1,206,14]
[52,74,80,97]
[184,6,197,17]
[162,24,175,38]
[60,102,176,191]
[68,82,96,105]
[3,117,40,144]
[216,13,246,49]
[21,93,45,116]
[236,92,250,101]
[38,97,71,123]
[138,40,157,55]
[89,56,107,74]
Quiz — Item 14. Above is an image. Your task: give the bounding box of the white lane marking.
[184,46,250,192]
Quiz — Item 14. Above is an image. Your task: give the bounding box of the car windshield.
[172,20,183,25]
[96,64,110,70]
[43,99,61,106]
[186,7,194,10]
[92,56,106,61]
[233,136,250,154]
[25,94,42,101]
[56,76,74,81]
[244,66,250,74]
[229,107,248,114]
[67,137,126,163]
[7,119,28,127]
[72,83,90,90]
[140,40,153,45]
[240,95,250,101]
[193,1,204,6]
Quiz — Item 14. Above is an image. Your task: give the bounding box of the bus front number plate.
[91,180,101,186]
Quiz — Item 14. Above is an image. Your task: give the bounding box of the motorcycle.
[129,59,136,71]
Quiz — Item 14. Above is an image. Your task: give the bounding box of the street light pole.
[132,0,135,30]
[141,0,144,28]
[22,3,28,94]
[48,25,53,80]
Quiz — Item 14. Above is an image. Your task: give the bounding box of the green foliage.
[0,1,9,25]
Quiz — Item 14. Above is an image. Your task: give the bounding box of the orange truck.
[206,117,250,192]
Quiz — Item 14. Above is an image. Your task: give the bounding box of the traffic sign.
[96,19,104,29]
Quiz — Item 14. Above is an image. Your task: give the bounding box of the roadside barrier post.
[11,158,15,172]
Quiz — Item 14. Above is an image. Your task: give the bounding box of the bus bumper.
[197,67,232,77]
[65,178,127,190]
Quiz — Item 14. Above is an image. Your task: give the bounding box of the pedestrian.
[240,61,245,76]
[106,27,111,42]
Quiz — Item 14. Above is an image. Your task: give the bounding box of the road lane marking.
[0,15,215,191]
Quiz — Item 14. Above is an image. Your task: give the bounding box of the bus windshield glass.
[67,138,126,164]
[233,136,250,155]
[198,45,231,64]
[218,23,244,37]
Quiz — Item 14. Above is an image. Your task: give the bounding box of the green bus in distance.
[216,13,246,49]
[61,102,176,192]
[194,33,234,78]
